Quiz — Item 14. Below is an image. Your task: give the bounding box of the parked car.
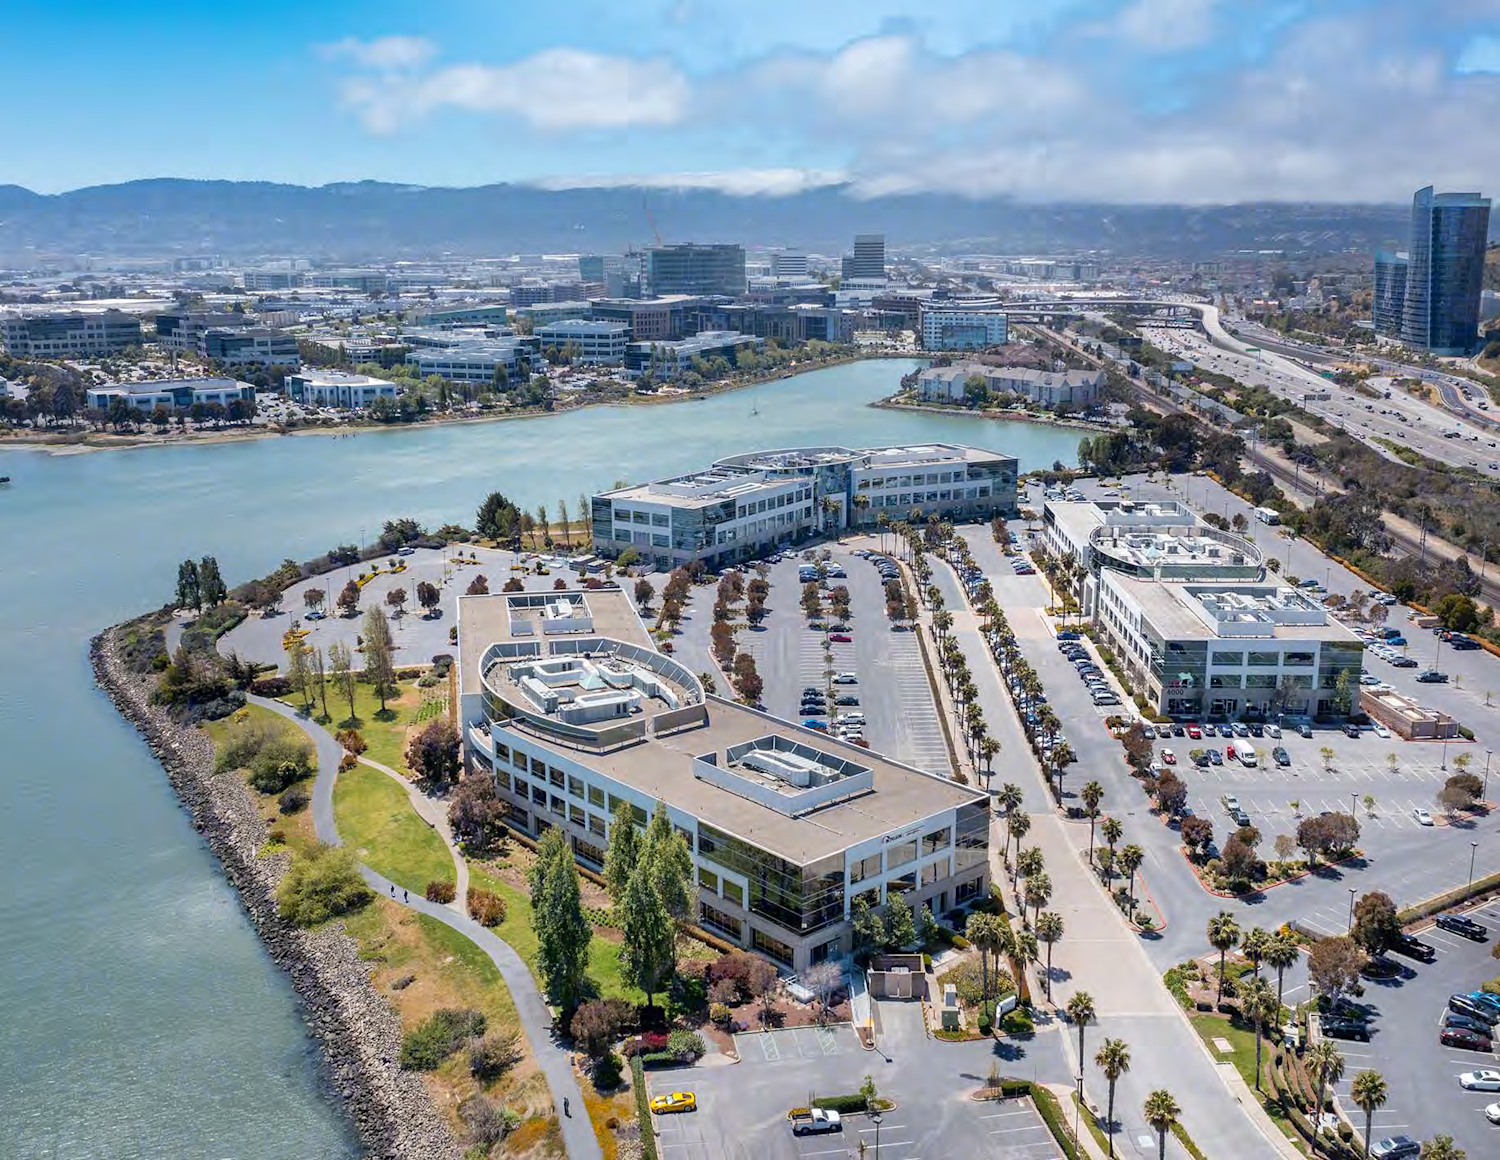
[1207,749,1223,765]
[788,1108,843,1136]
[1368,1137,1421,1160]
[1248,723,1264,737]
[1161,749,1177,765]
[1416,670,1449,683]
[650,1092,698,1114]
[1391,656,1419,668]
[1486,1102,1500,1125]
[833,672,858,684]
[1436,913,1490,941]
[1465,991,1500,1017]
[834,694,860,706]
[1445,1011,1495,1035]
[1265,724,1282,739]
[1411,807,1433,826]
[1299,723,1314,738]
[1440,1027,1494,1052]
[828,633,852,643]
[1372,724,1390,739]
[1231,722,1250,737]
[1272,747,1291,767]
[1389,933,1435,962]
[1448,995,1499,1026]
[1342,723,1361,738]
[1057,631,1081,640]
[1321,1017,1370,1042]
[1186,724,1202,739]
[1155,724,1172,739]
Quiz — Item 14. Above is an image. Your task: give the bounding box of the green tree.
[527,827,592,1015]
[285,640,312,710]
[199,555,227,607]
[1207,911,1241,1003]
[176,559,201,610]
[1351,1070,1389,1159]
[618,862,675,1013]
[1421,1135,1465,1160]
[1066,991,1096,1076]
[966,913,1008,999]
[1117,845,1144,916]
[1306,1040,1345,1142]
[1035,911,1064,1004]
[1142,1089,1181,1160]
[276,843,373,926]
[361,606,397,711]
[851,894,887,959]
[1095,1037,1132,1158]
[1264,931,1299,1012]
[1024,869,1053,926]
[1241,976,1279,1092]
[328,639,356,724]
[643,800,694,926]
[1351,891,1402,959]
[603,799,642,908]
[1081,781,1105,858]
[885,892,917,949]
[1240,926,1271,976]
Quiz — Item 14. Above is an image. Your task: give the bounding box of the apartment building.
[919,307,1009,351]
[1,310,143,357]
[917,363,1103,408]
[457,587,990,971]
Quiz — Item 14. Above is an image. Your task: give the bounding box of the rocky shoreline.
[91,626,460,1160]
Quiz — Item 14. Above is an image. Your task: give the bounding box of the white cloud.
[532,167,847,196]
[322,35,434,70]
[1107,0,1220,53]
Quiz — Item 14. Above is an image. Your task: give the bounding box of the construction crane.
[642,193,663,248]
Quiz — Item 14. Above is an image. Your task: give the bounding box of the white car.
[1488,1102,1500,1125]
[1264,724,1282,739]
[1459,1069,1500,1091]
[832,672,858,685]
[1359,674,1382,686]
[1411,807,1434,826]
[1373,724,1391,739]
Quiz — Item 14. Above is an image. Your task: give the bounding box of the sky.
[9,0,1500,202]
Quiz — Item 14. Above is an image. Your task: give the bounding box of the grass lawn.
[203,701,298,750]
[1188,1013,1300,1142]
[284,673,436,778]
[204,705,322,854]
[333,762,454,892]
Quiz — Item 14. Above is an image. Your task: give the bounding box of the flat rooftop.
[1107,574,1362,643]
[1092,528,1261,570]
[602,466,801,508]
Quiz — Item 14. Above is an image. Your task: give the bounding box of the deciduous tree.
[405,718,460,787]
[603,799,642,907]
[1308,936,1366,1010]
[361,607,397,710]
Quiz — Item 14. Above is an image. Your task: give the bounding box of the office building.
[623,331,764,378]
[1,309,142,357]
[646,244,746,297]
[457,586,989,971]
[287,370,399,409]
[592,444,1017,571]
[1374,186,1492,355]
[841,234,886,281]
[85,376,254,413]
[917,364,1102,408]
[1094,576,1364,719]
[411,305,510,328]
[304,269,389,294]
[202,327,300,368]
[534,319,631,365]
[243,269,303,291]
[154,311,252,353]
[920,306,1008,351]
[405,337,542,385]
[591,297,700,343]
[771,252,810,279]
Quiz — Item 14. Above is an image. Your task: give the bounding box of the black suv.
[1388,933,1436,962]
[1437,913,1490,941]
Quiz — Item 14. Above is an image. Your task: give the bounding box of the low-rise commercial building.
[1358,687,1459,740]
[592,443,1017,570]
[405,337,541,384]
[202,327,300,368]
[287,370,398,409]
[624,330,764,378]
[1,309,142,357]
[85,376,254,413]
[534,319,631,365]
[920,307,1008,351]
[458,587,989,971]
[154,311,252,353]
[1095,576,1364,720]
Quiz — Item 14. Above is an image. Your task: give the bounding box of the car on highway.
[1441,1026,1494,1052]
[650,1091,698,1114]
[1411,807,1434,826]
[1459,1070,1500,1091]
[1272,746,1291,767]
[1368,1136,1421,1160]
[1436,913,1490,941]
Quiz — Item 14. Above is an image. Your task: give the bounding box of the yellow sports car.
[649,1091,697,1115]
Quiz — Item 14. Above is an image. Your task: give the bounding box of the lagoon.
[0,358,1081,1156]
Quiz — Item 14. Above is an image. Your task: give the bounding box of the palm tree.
[1351,1070,1388,1159]
[1207,911,1242,1004]
[997,782,1024,817]
[1007,812,1032,882]
[875,510,890,553]
[1241,976,1279,1091]
[1081,781,1105,857]
[1118,845,1144,916]
[1024,870,1053,927]
[1036,912,1064,1003]
[967,912,1009,1000]
[1241,927,1272,977]
[1101,816,1123,868]
[1013,929,1038,994]
[1305,1040,1345,1148]
[1095,1037,1132,1158]
[979,736,1001,785]
[1066,991,1096,1078]
[1421,1135,1465,1160]
[1264,932,1299,1013]
[1142,1089,1181,1160]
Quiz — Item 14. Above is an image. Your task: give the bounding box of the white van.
[1238,744,1258,768]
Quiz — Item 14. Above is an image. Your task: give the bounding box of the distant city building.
[406,337,542,385]
[841,234,886,281]
[411,305,510,328]
[155,311,251,353]
[304,269,389,294]
[202,327,300,368]
[916,364,1102,408]
[919,306,1009,351]
[242,269,303,291]
[1373,186,1492,355]
[1,309,142,357]
[287,370,398,410]
[590,296,700,342]
[592,444,1016,571]
[86,376,254,413]
[771,252,810,279]
[646,244,747,297]
[623,330,764,378]
[534,319,631,365]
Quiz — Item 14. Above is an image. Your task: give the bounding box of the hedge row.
[811,1094,871,1114]
[631,1056,659,1160]
[1396,870,1500,925]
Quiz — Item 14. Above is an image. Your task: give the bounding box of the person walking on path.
[564,1098,570,1118]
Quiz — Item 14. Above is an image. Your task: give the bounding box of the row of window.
[734,488,810,519]
[716,508,808,544]
[614,508,671,527]
[868,487,989,509]
[1209,650,1317,667]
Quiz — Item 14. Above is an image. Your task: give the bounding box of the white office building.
[287,371,398,409]
[534,319,631,365]
[1,309,143,357]
[458,587,990,971]
[406,337,541,384]
[920,307,1009,351]
[85,376,254,413]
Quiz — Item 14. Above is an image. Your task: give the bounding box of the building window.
[751,928,794,967]
[511,750,527,772]
[955,878,983,905]
[569,804,585,826]
[531,757,546,777]
[1247,651,1280,667]
[1209,674,1243,689]
[921,858,951,888]
[531,784,546,805]
[1211,651,1243,667]
[588,813,606,837]
[721,880,744,906]
[588,785,605,807]
[550,794,565,816]
[885,840,917,870]
[515,778,530,797]
[698,867,719,892]
[549,767,565,788]
[701,904,742,940]
[496,769,511,791]
[568,775,584,799]
[494,742,510,763]
[888,872,917,896]
[921,827,951,856]
[849,853,882,883]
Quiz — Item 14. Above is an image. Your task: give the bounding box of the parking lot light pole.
[871,1110,882,1160]
[1350,792,1358,819]
[1470,842,1480,891]
[1442,740,1449,772]
[1347,887,1356,934]
[1485,750,1492,801]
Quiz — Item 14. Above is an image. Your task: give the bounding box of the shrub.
[593,1049,623,1089]
[400,1008,487,1070]
[458,1095,519,1147]
[666,1029,706,1062]
[250,676,293,696]
[335,728,367,755]
[338,753,357,772]
[278,786,309,815]
[811,1093,875,1114]
[425,880,456,904]
[276,844,373,926]
[468,1030,523,1081]
[1000,1007,1034,1035]
[466,887,506,927]
[709,1001,731,1025]
[570,998,637,1057]
[631,1057,660,1160]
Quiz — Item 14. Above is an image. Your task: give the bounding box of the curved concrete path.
[251,695,602,1160]
[355,754,470,912]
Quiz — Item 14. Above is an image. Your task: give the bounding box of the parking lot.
[1316,900,1500,1158]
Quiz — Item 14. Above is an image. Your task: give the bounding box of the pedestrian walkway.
[251,695,602,1160]
[356,754,469,911]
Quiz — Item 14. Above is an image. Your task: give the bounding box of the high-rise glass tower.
[1397,186,1491,356]
[1372,252,1408,338]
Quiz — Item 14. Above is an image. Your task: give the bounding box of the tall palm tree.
[966,912,1009,1000]
[997,782,1024,817]
[1351,1070,1388,1159]
[1036,912,1064,1004]
[1118,845,1145,916]
[1095,1037,1132,1158]
[1081,781,1105,857]
[1241,927,1272,977]
[1024,871,1053,927]
[1142,1089,1182,1160]
[1007,813,1032,883]
[1241,976,1280,1092]
[1066,991,1096,1078]
[979,736,1001,785]
[1101,816,1123,866]
[1305,1040,1345,1152]
[1207,911,1242,1004]
[1013,929,1038,994]
[1264,931,1299,1013]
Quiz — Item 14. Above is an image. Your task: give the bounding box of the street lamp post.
[871,1110,882,1160]
[1350,792,1358,819]
[1485,750,1493,803]
[1470,842,1480,892]
[1442,740,1449,772]
[1347,887,1357,934]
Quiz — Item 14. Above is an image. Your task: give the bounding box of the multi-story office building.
[515,301,596,329]
[1374,186,1492,355]
[0,309,142,357]
[457,587,989,970]
[243,269,303,291]
[591,296,700,342]
[920,306,1009,351]
[304,269,389,293]
[592,443,1017,570]
[287,370,399,409]
[154,311,252,353]
[646,244,746,297]
[534,319,631,365]
[841,234,886,281]
[1094,576,1364,720]
[405,337,542,385]
[202,327,300,368]
[917,364,1102,408]
[771,252,810,279]
[85,376,254,413]
[623,330,764,377]
[410,305,510,328]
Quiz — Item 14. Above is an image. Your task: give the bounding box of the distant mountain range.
[0,179,1435,263]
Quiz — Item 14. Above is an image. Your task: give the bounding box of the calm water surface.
[0,359,1082,1157]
